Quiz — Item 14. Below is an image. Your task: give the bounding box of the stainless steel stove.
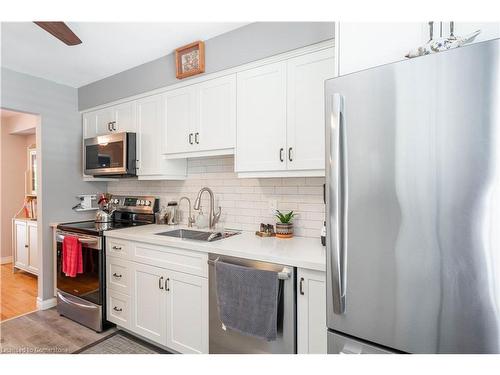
[55,195,158,332]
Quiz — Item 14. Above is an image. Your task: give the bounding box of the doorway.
[0,109,40,321]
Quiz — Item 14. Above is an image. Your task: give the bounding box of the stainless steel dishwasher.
[208,253,296,354]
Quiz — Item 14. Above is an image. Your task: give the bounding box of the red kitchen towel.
[62,236,83,277]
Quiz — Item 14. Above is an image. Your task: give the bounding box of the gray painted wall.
[1,68,106,301]
[78,22,334,110]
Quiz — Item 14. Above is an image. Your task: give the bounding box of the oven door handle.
[57,292,99,310]
[56,234,100,246]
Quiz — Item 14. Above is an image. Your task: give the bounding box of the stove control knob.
[145,200,151,206]
[136,199,141,205]
[140,200,145,206]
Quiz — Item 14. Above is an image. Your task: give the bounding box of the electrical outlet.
[268,199,277,213]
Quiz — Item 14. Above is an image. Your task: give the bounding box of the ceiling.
[1,22,249,88]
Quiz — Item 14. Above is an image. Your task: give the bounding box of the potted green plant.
[275,210,296,239]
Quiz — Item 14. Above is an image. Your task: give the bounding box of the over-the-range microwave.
[84,132,137,177]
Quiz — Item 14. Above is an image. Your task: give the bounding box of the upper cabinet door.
[114,101,137,133]
[136,95,163,176]
[338,22,428,75]
[95,107,115,136]
[163,87,196,155]
[236,62,287,172]
[83,112,98,139]
[196,74,236,153]
[286,49,334,171]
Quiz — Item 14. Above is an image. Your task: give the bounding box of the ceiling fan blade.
[33,22,82,46]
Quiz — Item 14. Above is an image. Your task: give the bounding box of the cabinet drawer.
[107,257,131,294]
[132,241,208,278]
[107,290,131,329]
[107,239,130,258]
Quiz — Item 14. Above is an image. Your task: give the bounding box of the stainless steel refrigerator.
[325,38,500,354]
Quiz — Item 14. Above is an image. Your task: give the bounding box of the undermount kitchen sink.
[155,229,240,242]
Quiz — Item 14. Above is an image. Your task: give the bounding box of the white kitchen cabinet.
[297,268,327,354]
[195,75,236,155]
[236,62,287,173]
[337,22,428,75]
[12,219,38,275]
[236,48,334,177]
[83,112,98,138]
[106,238,209,353]
[163,74,236,158]
[108,290,131,329]
[287,49,334,171]
[113,102,136,133]
[130,262,167,345]
[95,107,116,135]
[84,101,137,138]
[163,86,197,155]
[165,270,209,354]
[136,95,187,179]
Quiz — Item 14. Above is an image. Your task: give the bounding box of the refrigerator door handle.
[328,93,348,315]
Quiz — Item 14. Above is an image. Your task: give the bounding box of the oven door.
[56,230,103,305]
[84,132,135,176]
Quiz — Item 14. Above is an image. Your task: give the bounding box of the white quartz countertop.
[104,224,326,271]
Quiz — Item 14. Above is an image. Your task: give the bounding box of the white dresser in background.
[12,218,38,275]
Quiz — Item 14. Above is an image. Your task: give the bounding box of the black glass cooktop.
[57,220,148,235]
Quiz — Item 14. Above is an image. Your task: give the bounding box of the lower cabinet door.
[108,289,131,329]
[297,268,327,354]
[131,262,167,346]
[165,270,208,354]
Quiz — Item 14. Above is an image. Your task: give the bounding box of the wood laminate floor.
[0,263,38,321]
[0,308,116,354]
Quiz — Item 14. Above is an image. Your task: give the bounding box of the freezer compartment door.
[326,39,500,353]
[328,331,394,354]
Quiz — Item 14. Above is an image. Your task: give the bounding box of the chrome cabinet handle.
[25,244,29,248]
[165,278,170,292]
[112,246,122,250]
[112,272,122,278]
[113,306,123,312]
[299,277,305,295]
[111,121,117,131]
[279,148,284,162]
[288,147,293,162]
[189,133,193,144]
[195,132,199,144]
[107,122,112,132]
[159,276,164,290]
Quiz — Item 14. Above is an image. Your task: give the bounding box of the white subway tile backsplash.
[108,156,326,238]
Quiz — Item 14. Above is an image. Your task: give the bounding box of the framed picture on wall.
[175,40,205,79]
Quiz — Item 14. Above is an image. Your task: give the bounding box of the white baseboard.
[36,297,57,310]
[1,256,13,264]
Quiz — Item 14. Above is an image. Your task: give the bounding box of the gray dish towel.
[215,260,280,341]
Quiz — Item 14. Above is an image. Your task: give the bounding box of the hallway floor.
[0,263,38,321]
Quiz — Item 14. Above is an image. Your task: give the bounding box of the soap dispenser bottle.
[196,206,208,229]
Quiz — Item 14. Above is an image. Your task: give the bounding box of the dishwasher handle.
[207,259,292,280]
